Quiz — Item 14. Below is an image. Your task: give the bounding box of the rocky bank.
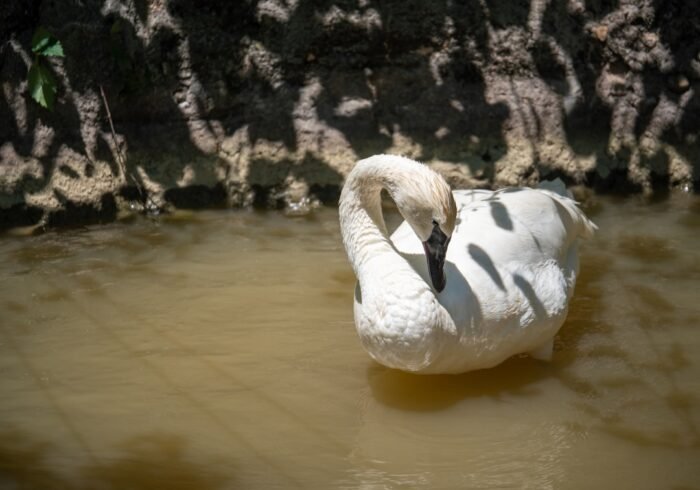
[1,0,699,229]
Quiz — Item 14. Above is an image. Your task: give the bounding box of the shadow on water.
[555,241,700,450]
[0,430,230,490]
[82,433,230,490]
[366,356,552,412]
[0,430,71,489]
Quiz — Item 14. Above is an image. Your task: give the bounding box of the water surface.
[1,194,699,489]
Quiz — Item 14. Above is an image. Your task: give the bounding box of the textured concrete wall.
[1,0,699,229]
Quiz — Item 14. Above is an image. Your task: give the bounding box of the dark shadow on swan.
[468,243,506,291]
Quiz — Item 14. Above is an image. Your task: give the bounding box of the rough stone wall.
[1,0,699,229]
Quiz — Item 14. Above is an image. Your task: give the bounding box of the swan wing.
[450,187,596,267]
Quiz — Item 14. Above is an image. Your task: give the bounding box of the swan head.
[390,164,457,292]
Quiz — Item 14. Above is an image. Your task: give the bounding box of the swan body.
[339,154,596,374]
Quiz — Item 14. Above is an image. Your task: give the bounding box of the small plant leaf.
[28,62,57,110]
[31,27,52,53]
[31,26,64,57]
[41,41,64,57]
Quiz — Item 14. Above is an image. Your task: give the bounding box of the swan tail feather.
[537,178,570,198]
[528,338,554,362]
[538,179,598,240]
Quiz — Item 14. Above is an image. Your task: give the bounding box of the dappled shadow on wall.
[2,0,700,231]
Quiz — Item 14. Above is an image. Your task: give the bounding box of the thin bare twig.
[99,84,157,211]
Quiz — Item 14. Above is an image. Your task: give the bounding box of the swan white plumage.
[339,154,597,374]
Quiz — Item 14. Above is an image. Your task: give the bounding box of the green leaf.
[31,27,52,53]
[41,41,64,57]
[28,62,57,110]
[31,26,64,57]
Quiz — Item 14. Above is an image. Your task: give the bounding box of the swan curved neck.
[338,156,456,373]
[339,159,402,274]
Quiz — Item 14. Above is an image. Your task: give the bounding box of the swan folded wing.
[537,188,598,240]
[451,189,593,341]
[453,188,596,264]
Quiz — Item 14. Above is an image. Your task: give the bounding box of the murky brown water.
[1,193,699,489]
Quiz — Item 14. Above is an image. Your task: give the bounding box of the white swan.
[339,154,597,374]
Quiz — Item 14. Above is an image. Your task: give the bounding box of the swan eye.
[432,219,439,226]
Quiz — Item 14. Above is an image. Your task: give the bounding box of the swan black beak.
[423,223,450,293]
